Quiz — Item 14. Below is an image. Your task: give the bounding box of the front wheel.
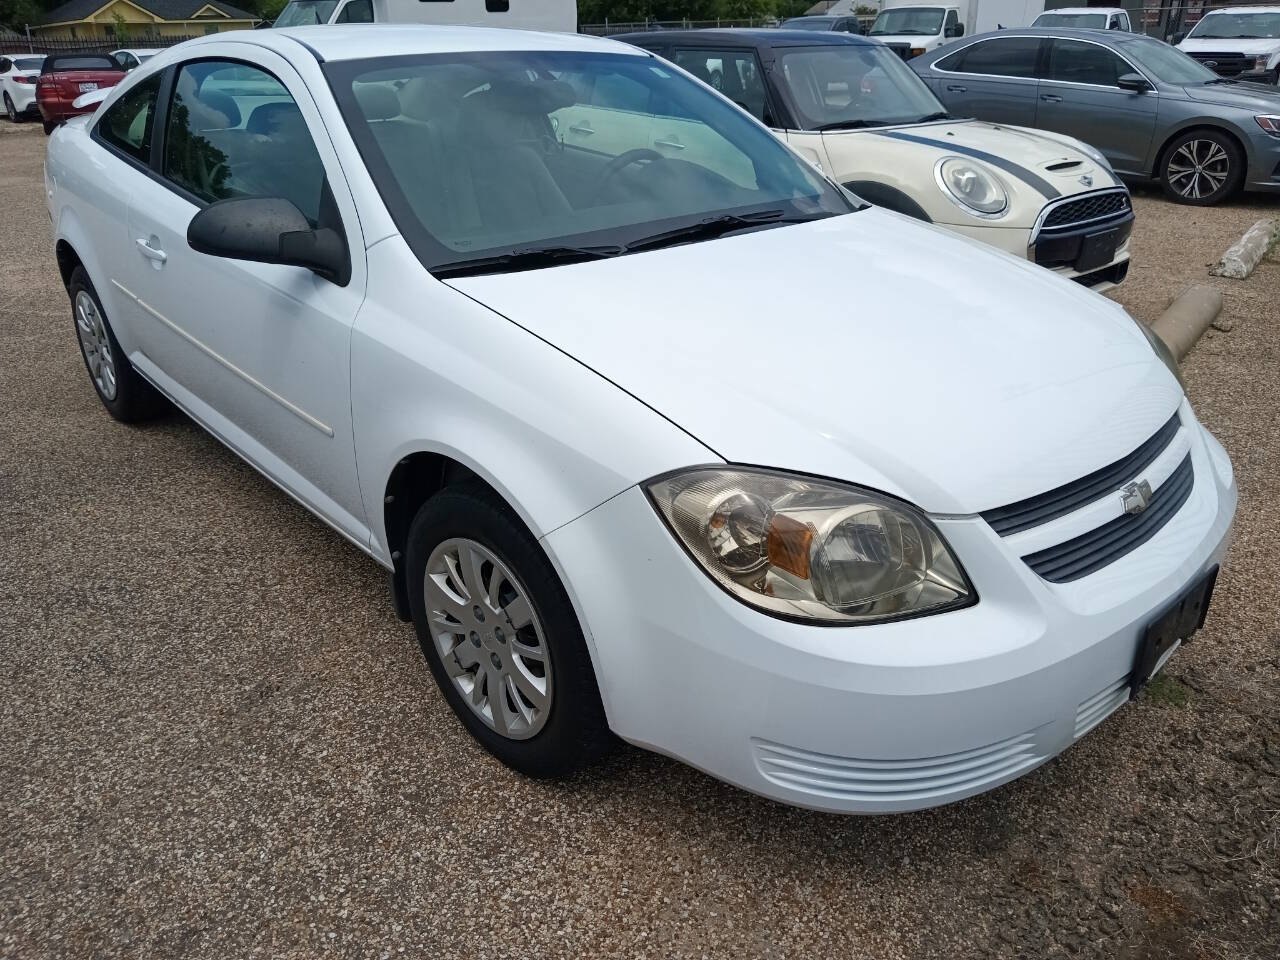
[405,485,612,778]
[1159,130,1243,205]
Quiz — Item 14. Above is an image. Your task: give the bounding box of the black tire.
[405,483,612,778]
[68,267,170,422]
[3,94,17,123]
[1159,129,1243,206]
[43,120,55,135]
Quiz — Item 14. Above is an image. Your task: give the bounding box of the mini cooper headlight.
[936,157,1008,217]
[646,468,974,625]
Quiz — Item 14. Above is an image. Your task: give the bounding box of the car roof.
[611,28,875,49]
[113,48,162,55]
[174,24,637,63]
[1198,5,1280,12]
[1035,7,1125,14]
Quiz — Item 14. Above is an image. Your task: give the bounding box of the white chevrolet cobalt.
[46,26,1236,813]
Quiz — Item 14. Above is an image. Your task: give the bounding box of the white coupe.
[45,26,1235,813]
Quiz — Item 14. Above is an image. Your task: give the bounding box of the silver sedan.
[912,27,1280,205]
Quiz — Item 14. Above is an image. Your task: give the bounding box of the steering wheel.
[587,148,665,205]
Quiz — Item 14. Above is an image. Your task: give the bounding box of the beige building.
[33,0,258,39]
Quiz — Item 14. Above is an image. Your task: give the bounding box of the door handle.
[946,84,967,92]
[1040,94,1062,103]
[654,137,686,150]
[135,237,167,263]
[568,122,594,135]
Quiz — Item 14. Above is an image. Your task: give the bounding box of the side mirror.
[1172,31,1186,44]
[945,23,964,38]
[1117,72,1152,93]
[187,197,349,285]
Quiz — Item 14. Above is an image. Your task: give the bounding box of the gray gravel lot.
[2,122,1278,960]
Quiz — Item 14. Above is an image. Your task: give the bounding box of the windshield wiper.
[815,119,891,131]
[913,111,951,123]
[1204,77,1238,84]
[433,243,625,279]
[624,210,821,253]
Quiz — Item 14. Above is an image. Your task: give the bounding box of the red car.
[37,53,123,134]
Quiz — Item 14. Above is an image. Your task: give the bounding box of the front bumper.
[8,85,38,114]
[943,219,1132,292]
[544,406,1236,814]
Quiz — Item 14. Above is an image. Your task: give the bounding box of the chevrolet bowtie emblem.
[1121,479,1154,515]
[1079,174,1093,187]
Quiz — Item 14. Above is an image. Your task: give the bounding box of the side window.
[946,37,1042,77]
[486,0,510,10]
[97,72,162,163]
[673,49,770,123]
[335,0,373,22]
[163,60,329,225]
[1046,39,1128,86]
[1118,13,1131,31]
[945,10,959,27]
[0,58,10,73]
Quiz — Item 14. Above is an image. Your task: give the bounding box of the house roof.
[39,0,257,26]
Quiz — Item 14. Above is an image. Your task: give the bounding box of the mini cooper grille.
[1022,454,1194,583]
[1040,191,1131,231]
[981,412,1181,536]
[1185,52,1252,77]
[752,732,1043,804]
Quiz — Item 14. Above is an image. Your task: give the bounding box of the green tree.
[0,0,42,33]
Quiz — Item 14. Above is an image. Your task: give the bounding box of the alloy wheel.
[1166,139,1229,200]
[423,538,553,740]
[74,290,117,401]
[4,95,15,123]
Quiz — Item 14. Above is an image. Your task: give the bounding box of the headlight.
[1256,56,1272,71]
[935,157,1008,217]
[1133,316,1185,391]
[646,468,974,625]
[1254,115,1280,136]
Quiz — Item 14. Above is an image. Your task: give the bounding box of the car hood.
[447,210,1180,515]
[856,119,1118,192]
[1178,37,1280,55]
[867,33,940,44]
[1180,79,1280,109]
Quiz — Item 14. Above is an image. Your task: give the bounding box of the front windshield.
[1187,11,1280,39]
[1119,35,1218,84]
[1033,12,1107,28]
[326,51,853,274]
[778,44,946,129]
[780,17,835,29]
[869,7,945,36]
[273,0,338,26]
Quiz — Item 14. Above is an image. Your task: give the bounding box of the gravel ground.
[1,122,1278,960]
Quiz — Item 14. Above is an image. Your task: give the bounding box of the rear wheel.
[68,267,169,422]
[3,94,16,123]
[1159,130,1243,206]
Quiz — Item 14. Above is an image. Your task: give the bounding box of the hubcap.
[423,538,552,740]
[74,290,118,401]
[1167,139,1229,200]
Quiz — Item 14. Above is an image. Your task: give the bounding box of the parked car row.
[46,25,1235,814]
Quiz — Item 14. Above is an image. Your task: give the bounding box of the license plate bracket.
[1131,566,1218,696]
[1076,227,1119,273]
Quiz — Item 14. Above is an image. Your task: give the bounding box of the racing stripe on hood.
[874,130,1061,199]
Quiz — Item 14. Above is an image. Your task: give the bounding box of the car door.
[1036,37,1157,174]
[116,51,370,543]
[929,36,1044,125]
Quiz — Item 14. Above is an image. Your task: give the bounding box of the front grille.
[1023,454,1195,583]
[1074,675,1130,739]
[981,412,1181,536]
[1186,51,1251,77]
[1041,191,1131,231]
[752,731,1043,804]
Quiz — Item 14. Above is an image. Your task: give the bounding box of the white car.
[0,53,44,122]
[1177,6,1280,85]
[110,48,162,72]
[1031,7,1133,31]
[46,26,1236,814]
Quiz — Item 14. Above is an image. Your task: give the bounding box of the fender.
[844,180,933,222]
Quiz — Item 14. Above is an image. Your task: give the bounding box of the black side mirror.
[187,197,350,285]
[945,23,964,38]
[1172,31,1186,44]
[1117,72,1152,93]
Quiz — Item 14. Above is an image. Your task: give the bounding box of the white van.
[868,0,1046,59]
[272,0,576,32]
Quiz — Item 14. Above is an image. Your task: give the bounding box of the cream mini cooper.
[620,29,1134,291]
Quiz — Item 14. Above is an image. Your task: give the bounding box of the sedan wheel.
[74,289,118,401]
[423,537,553,740]
[4,94,16,123]
[1160,131,1242,206]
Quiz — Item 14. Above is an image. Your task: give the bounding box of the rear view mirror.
[945,23,964,38]
[187,197,350,285]
[1117,72,1152,93]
